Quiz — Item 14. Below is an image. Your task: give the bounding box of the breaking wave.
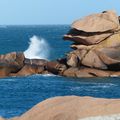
[24,35,50,60]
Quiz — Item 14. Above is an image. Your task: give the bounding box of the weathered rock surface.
[4,96,120,120]
[64,29,113,45]
[13,64,44,76]
[63,10,120,76]
[72,10,119,32]
[46,59,67,75]
[64,10,120,45]
[63,67,113,78]
[0,52,67,78]
[14,59,48,76]
[0,117,5,120]
[0,52,25,78]
[67,33,120,70]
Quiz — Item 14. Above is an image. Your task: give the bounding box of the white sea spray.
[24,35,50,60]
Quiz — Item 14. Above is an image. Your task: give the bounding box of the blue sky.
[0,0,120,25]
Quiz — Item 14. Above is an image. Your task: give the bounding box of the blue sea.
[0,25,120,118]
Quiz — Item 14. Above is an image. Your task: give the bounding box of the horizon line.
[0,24,70,26]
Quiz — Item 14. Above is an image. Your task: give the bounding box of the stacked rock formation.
[63,10,120,77]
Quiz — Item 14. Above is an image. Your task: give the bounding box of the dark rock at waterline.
[0,52,50,78]
[15,59,48,76]
[12,64,45,76]
[46,60,67,75]
[63,67,112,78]
[0,52,68,78]
[24,58,68,75]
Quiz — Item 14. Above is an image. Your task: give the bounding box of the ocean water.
[0,25,120,118]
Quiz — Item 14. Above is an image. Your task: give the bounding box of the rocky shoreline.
[1,10,120,78]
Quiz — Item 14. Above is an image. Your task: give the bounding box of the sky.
[0,0,120,25]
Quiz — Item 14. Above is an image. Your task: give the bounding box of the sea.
[0,25,120,118]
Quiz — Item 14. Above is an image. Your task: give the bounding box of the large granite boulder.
[0,52,25,77]
[64,10,120,45]
[72,10,119,32]
[7,96,120,120]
